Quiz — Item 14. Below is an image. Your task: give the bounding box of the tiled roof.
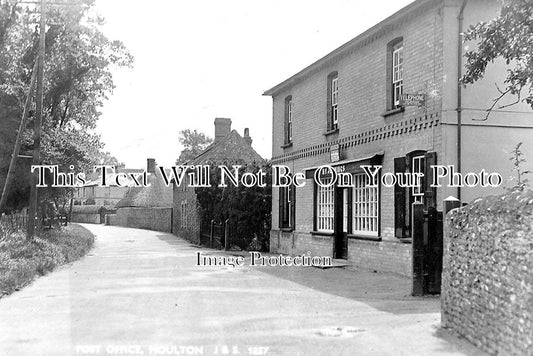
[189,130,263,165]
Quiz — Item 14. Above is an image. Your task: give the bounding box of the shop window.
[352,173,379,236]
[316,177,334,232]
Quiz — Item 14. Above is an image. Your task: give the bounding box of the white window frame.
[392,43,403,107]
[287,100,293,142]
[181,200,188,229]
[331,77,339,126]
[412,155,425,203]
[316,178,334,232]
[352,173,379,236]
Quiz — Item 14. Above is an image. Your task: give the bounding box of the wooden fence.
[0,211,29,231]
[0,211,68,232]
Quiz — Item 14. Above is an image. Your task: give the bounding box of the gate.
[199,219,229,249]
[412,203,443,295]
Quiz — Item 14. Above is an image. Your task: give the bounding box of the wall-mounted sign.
[330,144,340,163]
[400,93,426,107]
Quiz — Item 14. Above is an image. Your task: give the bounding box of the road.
[0,224,486,356]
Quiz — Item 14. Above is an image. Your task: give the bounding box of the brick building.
[264,0,533,276]
[173,118,263,243]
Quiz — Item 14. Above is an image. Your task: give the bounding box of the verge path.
[0,224,486,356]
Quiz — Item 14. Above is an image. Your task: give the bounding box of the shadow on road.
[157,233,439,316]
[254,263,440,315]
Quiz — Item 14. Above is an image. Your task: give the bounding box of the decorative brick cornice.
[271,112,441,164]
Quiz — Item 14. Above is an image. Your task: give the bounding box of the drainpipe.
[456,0,469,202]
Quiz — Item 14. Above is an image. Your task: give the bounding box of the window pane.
[316,178,334,232]
[352,173,379,236]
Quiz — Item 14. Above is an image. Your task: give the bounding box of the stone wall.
[107,207,172,233]
[70,213,101,224]
[442,191,533,355]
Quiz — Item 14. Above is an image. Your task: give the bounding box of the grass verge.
[0,224,95,297]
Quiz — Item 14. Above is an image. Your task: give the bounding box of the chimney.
[243,128,252,146]
[214,118,232,142]
[147,158,156,173]
[115,163,125,173]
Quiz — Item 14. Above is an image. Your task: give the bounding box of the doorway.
[334,187,350,259]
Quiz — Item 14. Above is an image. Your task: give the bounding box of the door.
[334,187,349,259]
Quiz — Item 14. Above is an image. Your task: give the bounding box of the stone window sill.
[281,142,293,149]
[280,227,294,232]
[323,128,339,136]
[310,230,334,237]
[381,107,405,118]
[347,234,382,242]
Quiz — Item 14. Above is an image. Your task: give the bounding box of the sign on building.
[400,93,426,107]
[330,144,340,163]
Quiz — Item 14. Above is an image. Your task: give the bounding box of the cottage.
[264,0,533,277]
[107,159,173,232]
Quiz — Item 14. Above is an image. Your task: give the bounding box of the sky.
[94,0,414,168]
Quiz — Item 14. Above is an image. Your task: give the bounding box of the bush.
[0,224,95,297]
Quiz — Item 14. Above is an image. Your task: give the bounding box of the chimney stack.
[214,118,232,142]
[115,163,125,173]
[147,158,156,174]
[243,128,252,146]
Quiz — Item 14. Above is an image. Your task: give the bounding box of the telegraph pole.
[27,0,46,238]
[0,62,38,214]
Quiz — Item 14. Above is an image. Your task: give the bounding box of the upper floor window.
[387,38,403,111]
[284,96,293,144]
[327,72,339,131]
[352,173,379,236]
[392,42,403,108]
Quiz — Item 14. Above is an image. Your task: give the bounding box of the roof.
[188,129,264,165]
[115,171,173,208]
[71,205,105,214]
[263,0,435,96]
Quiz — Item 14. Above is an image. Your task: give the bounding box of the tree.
[461,0,533,118]
[176,129,213,164]
[507,142,531,192]
[0,0,133,212]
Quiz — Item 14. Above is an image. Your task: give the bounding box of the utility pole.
[27,0,46,239]
[0,62,38,214]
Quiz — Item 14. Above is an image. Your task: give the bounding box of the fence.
[1,210,69,232]
[200,219,230,250]
[0,211,29,231]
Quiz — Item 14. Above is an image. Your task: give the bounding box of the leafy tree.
[0,0,132,212]
[461,0,533,118]
[176,129,213,164]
